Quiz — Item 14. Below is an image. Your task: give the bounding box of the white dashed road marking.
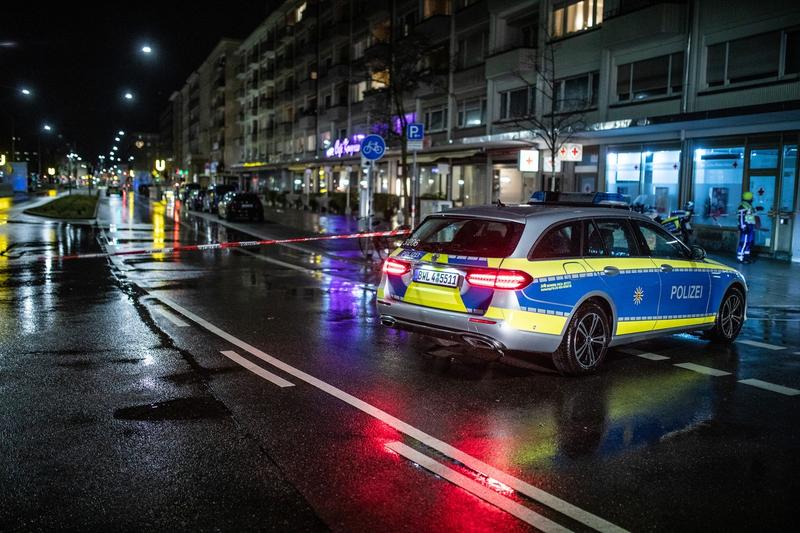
[154,294,627,533]
[636,352,670,361]
[386,442,570,533]
[736,339,786,351]
[673,362,732,377]
[738,379,800,396]
[220,350,294,388]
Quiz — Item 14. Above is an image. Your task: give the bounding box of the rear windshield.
[235,193,259,201]
[404,217,524,257]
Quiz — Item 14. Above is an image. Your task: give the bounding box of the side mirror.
[690,245,706,261]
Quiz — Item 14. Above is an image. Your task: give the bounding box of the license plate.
[414,268,459,287]
[240,204,253,208]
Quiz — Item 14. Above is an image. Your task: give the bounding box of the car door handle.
[660,264,673,273]
[603,266,620,276]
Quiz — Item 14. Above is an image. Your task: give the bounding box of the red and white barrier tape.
[44,228,412,261]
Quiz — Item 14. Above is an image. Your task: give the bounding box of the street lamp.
[124,92,134,100]
[118,130,125,136]
[141,45,152,54]
[39,123,53,181]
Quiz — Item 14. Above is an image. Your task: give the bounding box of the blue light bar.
[528,191,631,207]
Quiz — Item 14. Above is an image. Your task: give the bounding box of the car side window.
[584,219,638,257]
[634,221,688,259]
[530,221,582,260]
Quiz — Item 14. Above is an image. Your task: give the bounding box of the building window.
[396,9,418,38]
[307,134,316,152]
[457,99,486,127]
[350,81,367,103]
[457,32,488,69]
[706,29,800,88]
[551,0,604,38]
[423,0,451,18]
[617,52,683,101]
[352,38,367,60]
[557,72,599,111]
[499,87,533,120]
[692,146,744,228]
[425,105,447,131]
[606,148,681,216]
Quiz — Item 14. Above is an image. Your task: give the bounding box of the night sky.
[1,2,277,159]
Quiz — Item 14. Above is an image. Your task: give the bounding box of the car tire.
[552,301,610,376]
[705,287,745,343]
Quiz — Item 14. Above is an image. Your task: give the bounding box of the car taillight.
[466,269,532,290]
[382,258,410,276]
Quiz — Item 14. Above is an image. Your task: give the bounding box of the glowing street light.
[124,92,134,100]
[141,45,152,54]
[42,124,52,132]
[114,137,120,142]
[118,130,125,136]
[20,88,31,96]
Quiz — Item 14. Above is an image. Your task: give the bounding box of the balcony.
[413,15,450,40]
[321,63,348,81]
[298,110,317,130]
[454,63,485,89]
[324,104,348,121]
[485,47,536,79]
[602,2,686,47]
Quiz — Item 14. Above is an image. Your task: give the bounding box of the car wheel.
[552,301,610,376]
[706,287,745,343]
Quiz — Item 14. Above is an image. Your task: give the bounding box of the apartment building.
[215,0,800,261]
[173,39,242,183]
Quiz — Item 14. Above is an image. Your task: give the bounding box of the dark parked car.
[204,184,237,213]
[218,192,264,221]
[178,182,200,202]
[188,188,207,210]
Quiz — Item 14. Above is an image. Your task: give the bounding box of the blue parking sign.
[407,123,424,140]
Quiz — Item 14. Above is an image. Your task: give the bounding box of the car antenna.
[496,199,505,208]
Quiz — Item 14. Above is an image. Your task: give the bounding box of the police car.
[377,192,747,375]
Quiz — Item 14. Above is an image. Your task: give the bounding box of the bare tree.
[361,22,446,218]
[512,27,588,192]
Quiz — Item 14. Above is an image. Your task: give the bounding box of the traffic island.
[24,193,99,220]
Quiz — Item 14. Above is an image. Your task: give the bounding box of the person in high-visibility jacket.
[737,191,756,263]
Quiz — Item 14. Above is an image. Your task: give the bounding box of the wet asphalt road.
[1,191,799,532]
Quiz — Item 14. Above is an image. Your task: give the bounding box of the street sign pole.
[406,123,425,228]
[411,150,417,228]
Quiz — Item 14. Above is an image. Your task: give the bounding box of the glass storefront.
[419,165,447,198]
[606,147,681,215]
[692,146,744,228]
[451,164,486,206]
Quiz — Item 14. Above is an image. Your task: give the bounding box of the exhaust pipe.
[380,316,397,327]
[461,334,503,352]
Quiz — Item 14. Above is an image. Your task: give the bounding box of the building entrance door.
[746,144,797,258]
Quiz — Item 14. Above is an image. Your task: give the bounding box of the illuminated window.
[551,0,604,38]
[350,81,367,103]
[371,70,390,89]
[499,87,534,120]
[423,0,451,18]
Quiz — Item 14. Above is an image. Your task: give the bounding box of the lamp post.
[38,123,53,184]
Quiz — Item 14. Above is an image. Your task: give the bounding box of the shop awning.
[411,149,481,163]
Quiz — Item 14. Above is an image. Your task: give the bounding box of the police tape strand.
[44,228,413,261]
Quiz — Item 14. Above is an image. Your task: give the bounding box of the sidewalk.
[264,206,798,308]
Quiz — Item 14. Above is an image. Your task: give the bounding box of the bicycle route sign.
[361,134,386,161]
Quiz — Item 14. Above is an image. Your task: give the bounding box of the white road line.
[738,379,800,396]
[235,247,329,278]
[616,348,640,356]
[385,441,570,533]
[155,307,189,327]
[153,294,627,533]
[673,362,731,377]
[636,352,670,361]
[220,350,294,388]
[736,339,786,351]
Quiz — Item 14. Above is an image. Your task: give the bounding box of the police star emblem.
[633,286,644,305]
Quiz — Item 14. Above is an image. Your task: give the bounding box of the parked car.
[188,188,207,210]
[204,184,237,213]
[177,183,200,202]
[218,192,264,221]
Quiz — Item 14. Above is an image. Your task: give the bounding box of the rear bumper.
[377,299,562,354]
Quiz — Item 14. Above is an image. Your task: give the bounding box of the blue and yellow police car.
[377,192,747,375]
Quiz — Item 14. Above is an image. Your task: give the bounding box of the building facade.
[166,0,800,261]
